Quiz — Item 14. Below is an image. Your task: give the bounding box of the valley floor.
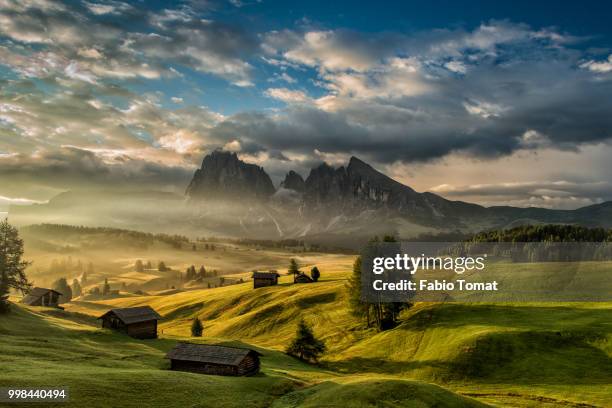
[1,261,611,407]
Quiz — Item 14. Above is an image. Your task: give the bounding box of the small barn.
[294,273,313,283]
[98,306,161,339]
[252,271,280,288]
[166,343,261,376]
[21,287,63,308]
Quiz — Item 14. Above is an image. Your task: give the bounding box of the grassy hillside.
[59,260,612,407]
[0,305,488,408]
[19,223,350,295]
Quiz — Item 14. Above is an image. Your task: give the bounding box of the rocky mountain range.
[10,150,612,248]
[184,151,612,244]
[186,151,275,200]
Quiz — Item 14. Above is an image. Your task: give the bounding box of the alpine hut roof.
[97,306,161,325]
[252,271,280,279]
[165,343,262,366]
[21,287,62,305]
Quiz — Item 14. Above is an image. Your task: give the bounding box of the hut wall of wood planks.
[166,343,261,376]
[98,306,161,339]
[252,271,280,288]
[21,288,63,308]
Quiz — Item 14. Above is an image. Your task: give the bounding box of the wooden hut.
[165,343,261,376]
[21,287,62,308]
[294,273,313,283]
[98,306,161,339]
[252,271,279,288]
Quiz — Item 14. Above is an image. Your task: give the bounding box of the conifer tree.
[191,317,203,337]
[71,279,82,298]
[288,258,300,281]
[310,266,320,282]
[286,319,325,362]
[52,277,72,303]
[0,269,11,313]
[102,278,110,296]
[0,219,31,295]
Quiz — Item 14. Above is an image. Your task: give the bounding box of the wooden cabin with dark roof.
[97,306,161,339]
[21,287,63,308]
[165,343,261,376]
[252,271,280,288]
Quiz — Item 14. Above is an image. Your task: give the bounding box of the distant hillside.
[471,224,612,242]
[21,224,190,250]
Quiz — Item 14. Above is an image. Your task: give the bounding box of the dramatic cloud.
[581,54,612,73]
[0,0,257,85]
[0,146,194,195]
[264,88,310,103]
[244,21,612,165]
[430,180,611,209]
[1,3,611,209]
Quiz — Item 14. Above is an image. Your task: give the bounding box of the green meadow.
[1,226,610,407]
[1,265,610,407]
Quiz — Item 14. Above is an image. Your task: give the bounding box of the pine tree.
[199,266,206,278]
[0,219,31,295]
[134,260,144,272]
[191,317,203,337]
[288,258,300,281]
[71,279,82,298]
[310,266,320,282]
[286,319,325,362]
[158,261,167,272]
[0,269,11,313]
[102,278,110,296]
[52,277,72,304]
[346,257,368,322]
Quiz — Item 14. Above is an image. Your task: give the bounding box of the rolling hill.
[56,261,612,407]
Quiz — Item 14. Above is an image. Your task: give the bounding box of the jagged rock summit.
[280,170,305,192]
[185,151,612,239]
[186,150,275,200]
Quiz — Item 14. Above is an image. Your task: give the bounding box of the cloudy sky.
[1,0,612,210]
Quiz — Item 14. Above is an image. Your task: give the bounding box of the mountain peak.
[186,150,275,201]
[280,170,305,192]
[347,156,374,172]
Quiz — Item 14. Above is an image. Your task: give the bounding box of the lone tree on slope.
[288,258,300,281]
[191,317,203,337]
[0,219,31,313]
[102,278,111,296]
[71,279,82,298]
[286,319,326,363]
[52,277,73,304]
[0,268,10,314]
[310,266,320,282]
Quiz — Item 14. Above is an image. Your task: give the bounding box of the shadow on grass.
[36,308,99,327]
[401,303,612,332]
[322,357,449,375]
[448,329,612,385]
